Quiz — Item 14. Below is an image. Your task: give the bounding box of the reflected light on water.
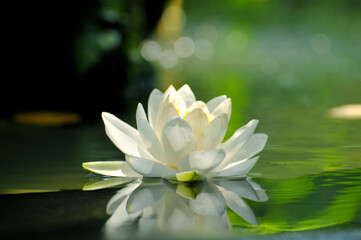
[13,111,81,126]
[311,33,332,55]
[174,36,195,58]
[140,40,162,62]
[329,104,361,119]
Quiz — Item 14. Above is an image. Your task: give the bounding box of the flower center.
[176,108,190,118]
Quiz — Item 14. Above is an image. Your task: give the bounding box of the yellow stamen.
[167,163,179,170]
[176,108,180,115]
[183,111,190,118]
[207,115,211,123]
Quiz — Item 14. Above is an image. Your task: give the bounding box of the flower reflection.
[90,177,268,239]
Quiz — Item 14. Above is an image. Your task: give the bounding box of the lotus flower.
[83,85,267,182]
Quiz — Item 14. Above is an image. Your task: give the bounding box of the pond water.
[1,1,361,239]
[0,96,360,239]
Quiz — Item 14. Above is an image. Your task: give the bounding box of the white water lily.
[83,84,267,182]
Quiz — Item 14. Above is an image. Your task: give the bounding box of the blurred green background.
[1,0,361,237]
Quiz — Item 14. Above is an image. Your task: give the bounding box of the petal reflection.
[97,177,268,239]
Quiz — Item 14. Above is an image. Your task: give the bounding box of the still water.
[0,101,360,239]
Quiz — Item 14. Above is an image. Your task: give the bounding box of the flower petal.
[221,133,268,166]
[163,85,176,101]
[183,182,226,216]
[218,187,259,225]
[102,112,143,156]
[126,155,178,177]
[171,94,188,117]
[184,108,208,138]
[178,149,225,175]
[209,98,231,122]
[197,113,228,150]
[176,84,196,108]
[155,100,178,137]
[82,161,142,177]
[161,117,197,166]
[210,156,259,178]
[83,178,136,191]
[136,103,165,162]
[187,101,210,116]
[206,95,227,113]
[221,119,259,156]
[147,88,163,129]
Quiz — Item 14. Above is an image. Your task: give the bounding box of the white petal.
[184,108,208,138]
[82,161,142,177]
[222,133,268,166]
[176,84,196,108]
[161,117,197,166]
[178,149,225,175]
[183,182,226,216]
[155,100,178,137]
[136,103,165,162]
[207,95,227,113]
[219,187,259,225]
[102,112,143,156]
[171,94,188,117]
[147,89,163,129]
[126,154,178,177]
[210,156,259,178]
[163,85,176,101]
[187,101,210,116]
[197,114,228,150]
[221,119,259,155]
[126,183,172,213]
[82,178,136,191]
[209,98,231,122]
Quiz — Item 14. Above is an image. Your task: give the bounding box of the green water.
[0,98,360,239]
[1,1,361,238]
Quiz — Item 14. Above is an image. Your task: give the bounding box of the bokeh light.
[141,40,162,62]
[227,30,248,53]
[159,49,178,69]
[310,33,332,55]
[196,24,218,42]
[174,36,195,58]
[195,39,214,60]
